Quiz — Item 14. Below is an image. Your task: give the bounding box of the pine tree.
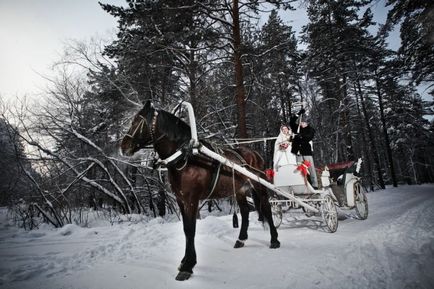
[258,10,301,124]
[100,0,219,109]
[302,0,392,188]
[384,0,434,90]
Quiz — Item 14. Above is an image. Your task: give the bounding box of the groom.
[290,110,318,189]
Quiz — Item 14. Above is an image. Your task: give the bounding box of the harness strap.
[154,150,184,167]
[153,139,196,168]
[204,161,222,199]
[226,149,247,166]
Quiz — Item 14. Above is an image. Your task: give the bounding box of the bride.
[273,125,297,170]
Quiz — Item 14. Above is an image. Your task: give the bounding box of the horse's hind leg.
[234,195,250,248]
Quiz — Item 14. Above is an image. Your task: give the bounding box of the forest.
[0,0,433,229]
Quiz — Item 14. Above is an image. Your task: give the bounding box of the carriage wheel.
[271,201,282,229]
[320,194,338,233]
[354,181,368,220]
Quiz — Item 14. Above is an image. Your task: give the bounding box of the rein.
[125,111,165,144]
[223,137,277,146]
[125,115,146,139]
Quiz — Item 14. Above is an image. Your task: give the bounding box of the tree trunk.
[278,77,288,124]
[375,73,398,187]
[353,83,375,191]
[357,81,386,189]
[232,0,248,138]
[408,147,418,184]
[189,49,198,112]
[341,74,355,160]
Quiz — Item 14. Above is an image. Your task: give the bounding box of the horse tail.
[234,147,267,222]
[250,184,265,222]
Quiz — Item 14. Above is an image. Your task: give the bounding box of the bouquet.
[279,143,289,150]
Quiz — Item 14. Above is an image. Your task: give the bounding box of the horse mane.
[157,110,192,143]
[141,101,217,148]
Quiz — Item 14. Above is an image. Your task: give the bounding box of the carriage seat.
[325,161,355,185]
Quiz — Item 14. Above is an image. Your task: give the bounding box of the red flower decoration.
[297,160,311,177]
[264,169,275,181]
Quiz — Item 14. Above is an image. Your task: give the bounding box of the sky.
[0,0,124,103]
[0,0,415,105]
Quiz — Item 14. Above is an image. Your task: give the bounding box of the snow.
[1,184,434,289]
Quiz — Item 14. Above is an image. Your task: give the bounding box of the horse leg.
[234,195,250,248]
[257,187,280,249]
[176,198,198,281]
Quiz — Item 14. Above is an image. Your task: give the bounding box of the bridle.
[125,114,147,139]
[149,111,159,142]
[124,109,195,169]
[124,111,163,144]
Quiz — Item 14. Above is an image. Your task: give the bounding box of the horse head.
[121,100,191,158]
[120,100,155,156]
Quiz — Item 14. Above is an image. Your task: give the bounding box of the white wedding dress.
[273,131,297,170]
[273,130,305,189]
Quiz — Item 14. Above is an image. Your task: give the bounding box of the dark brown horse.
[120,101,279,281]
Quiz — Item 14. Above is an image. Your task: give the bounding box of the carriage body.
[270,154,368,230]
[269,159,339,232]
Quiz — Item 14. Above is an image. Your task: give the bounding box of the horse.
[120,101,280,281]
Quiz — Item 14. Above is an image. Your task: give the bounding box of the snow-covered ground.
[1,184,433,289]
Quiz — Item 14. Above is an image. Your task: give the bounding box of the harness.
[154,139,194,169]
[149,110,194,169]
[127,111,255,201]
[125,111,165,144]
[202,148,250,200]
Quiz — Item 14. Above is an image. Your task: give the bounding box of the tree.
[302,0,372,161]
[383,0,434,91]
[258,9,301,124]
[100,0,296,138]
[0,117,31,206]
[219,0,295,137]
[100,0,221,112]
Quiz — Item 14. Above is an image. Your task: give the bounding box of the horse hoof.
[176,271,192,281]
[270,241,280,249]
[234,240,245,248]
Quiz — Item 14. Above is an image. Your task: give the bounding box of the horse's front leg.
[176,198,198,281]
[234,195,250,248]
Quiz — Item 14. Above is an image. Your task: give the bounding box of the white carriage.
[270,153,368,232]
